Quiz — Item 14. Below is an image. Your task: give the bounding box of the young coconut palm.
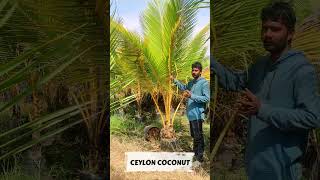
[112,0,209,139]
[110,7,136,113]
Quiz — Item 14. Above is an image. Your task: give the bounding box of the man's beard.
[263,36,289,54]
[192,74,200,79]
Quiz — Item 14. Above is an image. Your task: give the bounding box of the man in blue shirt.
[211,2,320,180]
[171,62,210,163]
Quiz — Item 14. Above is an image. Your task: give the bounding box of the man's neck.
[270,46,290,63]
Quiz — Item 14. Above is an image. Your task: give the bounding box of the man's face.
[191,67,201,79]
[261,19,293,53]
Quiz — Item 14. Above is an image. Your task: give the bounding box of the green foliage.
[0,2,108,176]
[47,164,71,180]
[172,116,185,133]
[112,0,209,91]
[0,171,38,180]
[212,0,320,67]
[111,0,209,128]
[110,115,145,137]
[110,114,189,137]
[0,157,39,180]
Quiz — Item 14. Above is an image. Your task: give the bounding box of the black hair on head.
[192,61,202,71]
[261,1,296,32]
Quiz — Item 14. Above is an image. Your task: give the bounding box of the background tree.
[0,0,108,178]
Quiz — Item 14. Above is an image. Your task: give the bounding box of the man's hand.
[183,90,191,98]
[236,88,261,117]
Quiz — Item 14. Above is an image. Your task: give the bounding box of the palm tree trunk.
[10,84,21,128]
[88,65,106,176]
[135,83,143,121]
[160,91,175,139]
[10,44,23,128]
[88,67,98,173]
[23,71,43,176]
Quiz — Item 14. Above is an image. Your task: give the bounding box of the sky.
[112,0,210,56]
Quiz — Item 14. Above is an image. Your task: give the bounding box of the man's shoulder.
[291,51,310,65]
[254,50,310,67]
[285,50,316,79]
[198,78,209,86]
[200,77,208,81]
[286,50,313,70]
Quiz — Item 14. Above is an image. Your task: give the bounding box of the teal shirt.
[211,50,320,180]
[173,77,210,121]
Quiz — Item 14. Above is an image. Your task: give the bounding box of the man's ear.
[288,30,294,45]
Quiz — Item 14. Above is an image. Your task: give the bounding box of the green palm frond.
[111,0,209,128]
[212,0,270,65]
[141,0,202,84]
[177,24,209,79]
[212,0,320,68]
[293,14,320,61]
[0,0,107,169]
[111,0,209,92]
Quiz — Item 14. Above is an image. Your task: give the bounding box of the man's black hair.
[261,2,296,32]
[192,62,202,71]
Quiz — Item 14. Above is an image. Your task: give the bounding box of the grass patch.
[110,115,145,137]
[0,172,38,180]
[0,158,39,180]
[110,114,190,138]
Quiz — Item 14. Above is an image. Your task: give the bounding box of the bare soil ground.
[110,135,210,180]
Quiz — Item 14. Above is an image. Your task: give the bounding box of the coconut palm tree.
[110,6,136,113]
[111,0,209,138]
[0,0,108,177]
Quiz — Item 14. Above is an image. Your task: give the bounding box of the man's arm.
[190,81,210,103]
[257,65,320,131]
[173,79,188,91]
[211,55,248,91]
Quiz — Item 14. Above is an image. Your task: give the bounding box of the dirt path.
[110,135,210,180]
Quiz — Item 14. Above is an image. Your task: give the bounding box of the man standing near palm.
[211,2,320,180]
[171,61,210,164]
